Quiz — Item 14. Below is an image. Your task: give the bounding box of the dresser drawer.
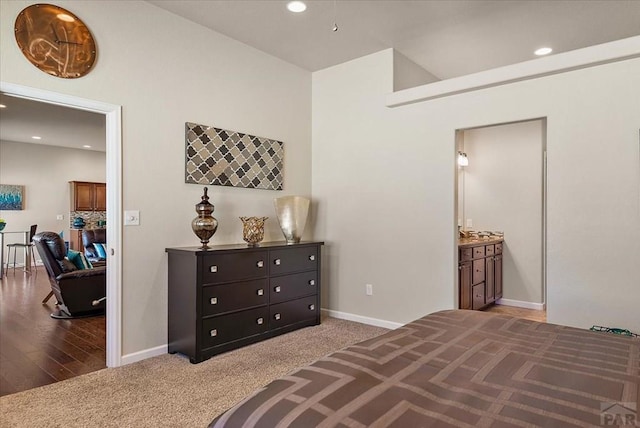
[485,245,495,256]
[473,246,485,258]
[202,279,268,317]
[472,259,485,284]
[202,251,267,284]
[472,283,485,310]
[270,271,317,304]
[270,296,317,329]
[495,243,503,254]
[460,248,473,262]
[202,307,269,349]
[270,246,318,275]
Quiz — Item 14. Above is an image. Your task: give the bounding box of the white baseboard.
[121,344,168,366]
[121,308,451,365]
[119,309,401,365]
[496,298,545,311]
[321,308,403,330]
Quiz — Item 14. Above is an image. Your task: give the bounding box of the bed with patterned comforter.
[210,309,639,427]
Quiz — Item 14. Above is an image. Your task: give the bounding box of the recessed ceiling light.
[31,136,42,140]
[83,145,92,148]
[0,104,6,109]
[534,47,553,56]
[287,1,306,13]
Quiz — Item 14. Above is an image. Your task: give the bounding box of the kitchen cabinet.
[69,229,83,251]
[70,181,106,211]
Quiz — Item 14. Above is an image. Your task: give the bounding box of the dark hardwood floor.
[0,266,106,396]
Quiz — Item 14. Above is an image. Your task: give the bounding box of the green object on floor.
[590,325,638,337]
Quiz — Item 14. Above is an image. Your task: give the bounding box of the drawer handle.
[210,265,218,273]
[210,329,217,337]
[274,286,281,293]
[274,259,281,266]
[309,304,315,310]
[257,288,264,296]
[257,260,264,268]
[309,255,315,261]
[309,280,315,286]
[210,297,218,305]
[257,317,264,325]
[274,313,281,320]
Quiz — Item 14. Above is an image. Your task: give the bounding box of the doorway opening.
[455,118,547,320]
[1,82,122,376]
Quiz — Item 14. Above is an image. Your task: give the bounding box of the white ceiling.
[2,1,638,152]
[0,94,106,152]
[147,0,640,78]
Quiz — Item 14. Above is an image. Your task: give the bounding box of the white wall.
[0,141,106,261]
[313,50,455,323]
[1,0,312,356]
[313,49,640,331]
[393,51,440,91]
[462,121,544,304]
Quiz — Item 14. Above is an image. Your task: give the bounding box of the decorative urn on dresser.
[166,240,323,364]
[191,187,218,248]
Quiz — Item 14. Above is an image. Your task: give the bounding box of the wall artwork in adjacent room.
[185,122,284,191]
[0,184,25,210]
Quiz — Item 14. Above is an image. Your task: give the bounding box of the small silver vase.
[273,196,310,244]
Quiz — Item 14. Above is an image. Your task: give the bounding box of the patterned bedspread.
[210,310,640,427]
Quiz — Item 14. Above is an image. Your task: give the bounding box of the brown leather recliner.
[82,228,107,266]
[33,231,106,319]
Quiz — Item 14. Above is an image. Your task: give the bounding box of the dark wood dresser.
[166,241,323,363]
[458,238,503,310]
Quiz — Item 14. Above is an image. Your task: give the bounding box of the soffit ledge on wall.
[386,35,640,108]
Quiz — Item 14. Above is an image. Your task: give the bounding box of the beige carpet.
[0,317,388,428]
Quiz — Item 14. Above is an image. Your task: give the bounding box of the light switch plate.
[56,214,64,220]
[124,210,140,226]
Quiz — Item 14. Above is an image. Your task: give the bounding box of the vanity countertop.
[458,237,503,248]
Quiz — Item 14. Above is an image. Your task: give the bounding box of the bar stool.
[5,224,38,275]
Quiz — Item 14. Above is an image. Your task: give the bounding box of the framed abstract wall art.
[185,122,284,191]
[0,184,25,210]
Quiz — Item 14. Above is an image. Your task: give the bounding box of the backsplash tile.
[70,211,106,229]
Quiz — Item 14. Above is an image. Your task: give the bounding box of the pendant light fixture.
[332,0,338,32]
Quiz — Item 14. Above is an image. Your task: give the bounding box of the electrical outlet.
[366,284,373,296]
[466,218,473,228]
[56,214,64,220]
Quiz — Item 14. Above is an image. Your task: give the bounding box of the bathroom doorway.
[456,118,547,313]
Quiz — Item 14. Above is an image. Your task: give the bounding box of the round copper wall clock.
[14,3,97,78]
